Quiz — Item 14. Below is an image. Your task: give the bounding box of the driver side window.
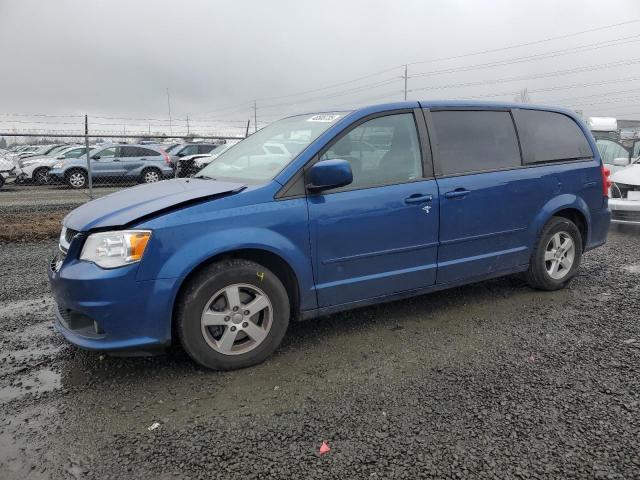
[320,113,422,190]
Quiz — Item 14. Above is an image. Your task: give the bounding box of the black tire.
[524,216,582,291]
[33,167,50,185]
[140,167,162,184]
[66,169,88,189]
[176,259,290,370]
[0,175,5,189]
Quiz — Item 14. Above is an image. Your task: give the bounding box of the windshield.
[48,145,69,156]
[196,112,346,182]
[164,144,180,154]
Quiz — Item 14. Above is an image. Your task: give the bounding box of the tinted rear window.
[513,109,593,164]
[431,110,521,176]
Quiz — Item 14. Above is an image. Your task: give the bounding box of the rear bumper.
[47,250,177,351]
[584,206,611,251]
[609,198,640,224]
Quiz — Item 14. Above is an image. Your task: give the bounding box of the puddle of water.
[622,264,640,274]
[0,368,61,404]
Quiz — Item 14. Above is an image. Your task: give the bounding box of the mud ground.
[0,226,639,479]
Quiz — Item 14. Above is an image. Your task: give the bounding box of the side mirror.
[56,155,64,159]
[307,159,353,192]
[613,157,629,166]
[92,155,101,160]
[177,152,186,157]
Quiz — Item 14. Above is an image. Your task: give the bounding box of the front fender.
[167,228,314,311]
[528,194,591,250]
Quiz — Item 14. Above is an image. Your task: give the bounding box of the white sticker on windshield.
[307,114,341,123]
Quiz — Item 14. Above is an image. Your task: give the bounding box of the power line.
[408,57,640,94]
[408,34,640,79]
[407,18,640,66]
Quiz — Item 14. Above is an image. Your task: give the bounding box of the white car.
[176,142,240,176]
[0,157,14,189]
[15,145,89,184]
[609,160,640,224]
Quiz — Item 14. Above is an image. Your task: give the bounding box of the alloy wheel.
[144,170,160,183]
[544,232,575,280]
[69,172,86,188]
[200,283,273,356]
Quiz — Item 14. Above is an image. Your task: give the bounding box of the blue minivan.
[48,101,611,370]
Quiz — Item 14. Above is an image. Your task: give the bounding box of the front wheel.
[524,216,582,291]
[176,259,290,370]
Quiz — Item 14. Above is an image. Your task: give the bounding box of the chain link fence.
[0,129,245,242]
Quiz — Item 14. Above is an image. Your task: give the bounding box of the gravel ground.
[0,226,639,479]
[0,183,122,208]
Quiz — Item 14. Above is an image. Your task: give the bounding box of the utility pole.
[245,119,251,137]
[403,64,408,101]
[166,88,173,136]
[84,115,93,199]
[253,100,257,133]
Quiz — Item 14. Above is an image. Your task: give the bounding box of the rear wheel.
[33,167,50,185]
[176,259,290,370]
[524,216,582,291]
[141,167,161,184]
[66,169,88,189]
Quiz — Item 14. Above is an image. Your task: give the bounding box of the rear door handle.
[444,188,470,199]
[404,194,433,204]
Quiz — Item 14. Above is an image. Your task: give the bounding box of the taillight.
[601,165,612,197]
[160,149,170,165]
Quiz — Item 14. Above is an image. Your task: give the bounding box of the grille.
[65,228,78,244]
[611,210,640,222]
[611,183,639,199]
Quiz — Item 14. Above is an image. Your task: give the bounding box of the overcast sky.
[1,0,640,136]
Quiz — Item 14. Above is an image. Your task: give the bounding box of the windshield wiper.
[195,175,217,180]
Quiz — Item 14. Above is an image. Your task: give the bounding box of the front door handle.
[404,194,433,204]
[444,188,470,199]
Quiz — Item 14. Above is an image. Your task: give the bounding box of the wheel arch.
[530,194,591,252]
[64,166,88,177]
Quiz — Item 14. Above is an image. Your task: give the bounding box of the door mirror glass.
[307,159,353,192]
[92,155,101,160]
[613,157,629,166]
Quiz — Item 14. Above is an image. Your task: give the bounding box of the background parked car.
[48,144,173,189]
[175,143,230,177]
[15,144,67,163]
[16,145,90,184]
[0,157,14,189]
[609,158,640,224]
[178,141,239,175]
[168,142,223,168]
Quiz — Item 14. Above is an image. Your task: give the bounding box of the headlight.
[52,162,64,168]
[80,230,152,269]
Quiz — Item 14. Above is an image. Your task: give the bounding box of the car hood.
[64,178,246,231]
[179,153,212,161]
[611,164,640,186]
